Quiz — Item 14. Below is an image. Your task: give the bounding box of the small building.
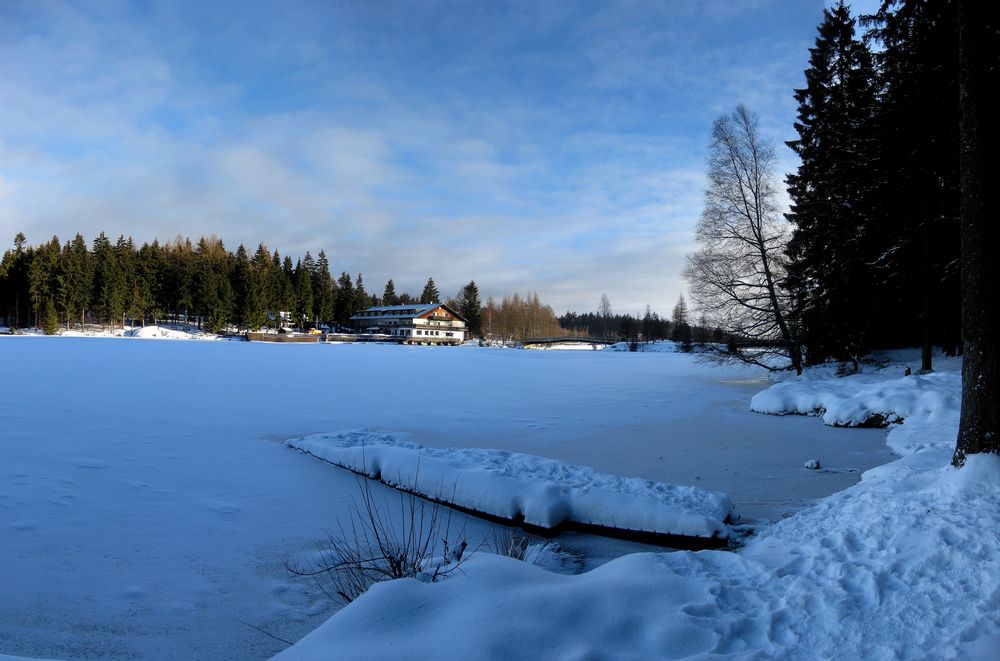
[349,303,468,345]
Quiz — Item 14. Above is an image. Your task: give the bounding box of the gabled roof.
[365,304,440,314]
[349,303,468,324]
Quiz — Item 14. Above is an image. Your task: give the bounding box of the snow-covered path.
[0,337,893,659]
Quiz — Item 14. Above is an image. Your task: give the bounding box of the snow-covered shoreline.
[278,352,999,660]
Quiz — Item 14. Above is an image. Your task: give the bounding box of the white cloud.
[0,0,822,315]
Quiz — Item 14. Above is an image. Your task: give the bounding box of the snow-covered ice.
[0,337,904,659]
[288,430,737,541]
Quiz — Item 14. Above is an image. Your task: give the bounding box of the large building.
[349,303,468,345]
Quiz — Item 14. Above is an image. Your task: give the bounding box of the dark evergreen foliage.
[382,278,398,307]
[458,280,483,337]
[0,233,344,333]
[781,0,963,368]
[420,277,439,304]
[785,2,880,366]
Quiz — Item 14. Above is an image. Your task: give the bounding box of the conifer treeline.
[0,232,444,333]
[785,1,961,367]
[0,232,558,340]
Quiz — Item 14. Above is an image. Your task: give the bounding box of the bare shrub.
[287,475,469,605]
[488,528,580,572]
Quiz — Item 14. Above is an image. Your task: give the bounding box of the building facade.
[349,303,468,345]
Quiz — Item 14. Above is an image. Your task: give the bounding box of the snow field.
[0,338,899,659]
[288,430,737,541]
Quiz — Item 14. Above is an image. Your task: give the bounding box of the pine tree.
[458,280,482,337]
[786,1,880,366]
[420,277,439,304]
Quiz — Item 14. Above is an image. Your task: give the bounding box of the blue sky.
[1,0,868,315]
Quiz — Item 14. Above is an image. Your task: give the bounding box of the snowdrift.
[286,430,737,545]
[276,452,1000,661]
[750,365,960,456]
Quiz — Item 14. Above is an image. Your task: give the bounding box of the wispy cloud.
[0,0,824,314]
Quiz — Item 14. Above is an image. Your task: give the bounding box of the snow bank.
[750,368,961,456]
[278,452,1000,661]
[605,340,681,352]
[124,325,221,340]
[287,430,737,542]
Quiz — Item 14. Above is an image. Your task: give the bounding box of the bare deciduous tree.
[684,105,803,374]
[598,293,612,339]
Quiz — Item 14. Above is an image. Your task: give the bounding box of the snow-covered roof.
[365,304,440,313]
[350,303,468,323]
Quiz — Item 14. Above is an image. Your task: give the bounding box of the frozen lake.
[0,337,894,659]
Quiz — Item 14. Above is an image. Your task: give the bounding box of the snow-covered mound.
[604,340,681,352]
[287,430,737,541]
[276,453,1000,661]
[750,367,961,456]
[124,325,220,340]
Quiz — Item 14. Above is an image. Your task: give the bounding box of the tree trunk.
[952,0,999,465]
[920,221,933,372]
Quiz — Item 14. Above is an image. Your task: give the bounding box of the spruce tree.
[91,233,113,329]
[785,1,880,366]
[334,271,355,326]
[313,250,334,325]
[248,244,272,330]
[43,299,59,335]
[420,277,439,304]
[0,233,31,328]
[382,278,398,306]
[280,256,297,328]
[866,0,961,367]
[458,280,482,337]
[354,273,369,310]
[294,259,314,329]
[233,245,253,330]
[28,236,61,327]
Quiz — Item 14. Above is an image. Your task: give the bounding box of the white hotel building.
[349,304,468,345]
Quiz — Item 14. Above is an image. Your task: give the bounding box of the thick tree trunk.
[953,1,999,466]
